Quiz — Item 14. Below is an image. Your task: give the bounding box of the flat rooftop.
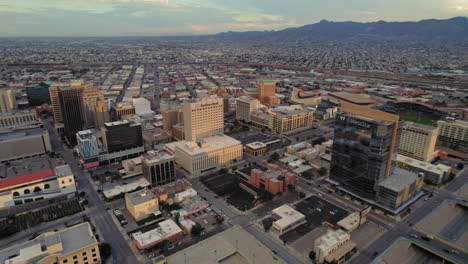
[329,92,378,104]
[0,129,47,142]
[126,189,156,206]
[166,135,241,156]
[273,205,305,230]
[396,154,450,174]
[246,141,267,149]
[167,225,286,264]
[0,222,97,264]
[378,168,420,192]
[141,150,174,164]
[403,121,438,131]
[132,219,182,249]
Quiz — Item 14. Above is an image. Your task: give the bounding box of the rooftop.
[246,141,267,149]
[141,150,174,164]
[132,219,182,249]
[167,225,286,264]
[272,205,305,229]
[126,189,156,206]
[0,169,55,190]
[378,167,421,192]
[0,129,47,142]
[396,154,451,174]
[316,229,350,251]
[166,135,241,156]
[329,92,378,105]
[403,121,438,131]
[0,223,97,264]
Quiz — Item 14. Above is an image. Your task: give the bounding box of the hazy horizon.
[0,0,467,37]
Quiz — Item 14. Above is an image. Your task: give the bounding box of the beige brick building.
[0,222,100,264]
[236,96,260,122]
[437,119,468,150]
[398,122,439,162]
[270,105,314,134]
[183,96,224,141]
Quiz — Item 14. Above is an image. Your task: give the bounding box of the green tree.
[191,223,204,236]
[318,167,328,176]
[99,242,112,260]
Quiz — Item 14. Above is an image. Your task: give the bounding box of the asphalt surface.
[44,120,141,264]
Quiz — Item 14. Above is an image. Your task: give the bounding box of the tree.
[219,168,228,174]
[174,213,180,223]
[99,242,112,260]
[191,223,204,236]
[318,167,327,176]
[302,170,315,179]
[457,163,464,170]
[299,192,306,198]
[309,251,316,260]
[287,184,295,191]
[268,152,280,163]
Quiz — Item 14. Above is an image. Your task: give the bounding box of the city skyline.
[0,0,467,37]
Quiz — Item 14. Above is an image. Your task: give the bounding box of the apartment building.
[183,96,224,141]
[398,122,438,162]
[236,96,260,122]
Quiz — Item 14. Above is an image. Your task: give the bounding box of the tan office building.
[0,222,101,264]
[437,119,468,150]
[49,86,63,123]
[270,105,314,134]
[113,102,135,120]
[165,135,242,176]
[93,98,109,128]
[125,189,159,221]
[80,88,104,128]
[0,129,52,162]
[0,110,38,128]
[161,106,184,132]
[398,122,439,162]
[236,96,260,122]
[183,96,224,141]
[0,89,14,113]
[314,229,356,264]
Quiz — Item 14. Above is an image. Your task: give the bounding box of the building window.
[24,189,30,194]
[82,252,87,256]
[44,184,50,189]
[63,259,68,263]
[33,186,42,192]
[13,192,19,196]
[92,254,96,257]
[73,256,77,260]
[91,248,96,253]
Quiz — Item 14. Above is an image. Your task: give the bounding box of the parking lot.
[280,195,349,243]
[185,207,220,231]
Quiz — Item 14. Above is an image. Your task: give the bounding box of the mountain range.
[215,17,468,42]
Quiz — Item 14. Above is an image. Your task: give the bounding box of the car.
[272,250,277,255]
[318,193,323,197]
[372,252,379,257]
[200,232,205,236]
[168,245,175,250]
[450,249,460,255]
[410,234,418,238]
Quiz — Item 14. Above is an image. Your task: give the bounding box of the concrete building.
[167,225,286,264]
[0,110,38,128]
[119,157,143,178]
[0,89,14,113]
[437,119,468,151]
[0,222,100,264]
[376,167,424,210]
[257,80,279,105]
[330,102,401,201]
[236,96,260,122]
[125,189,159,221]
[171,123,185,140]
[183,96,224,141]
[249,164,296,195]
[395,154,452,185]
[58,86,84,145]
[161,106,183,133]
[112,102,135,120]
[141,150,176,187]
[80,87,104,128]
[337,212,365,232]
[101,120,143,153]
[398,122,438,162]
[165,135,242,176]
[314,229,356,264]
[0,165,76,209]
[270,105,314,134]
[245,142,267,157]
[271,205,306,234]
[153,179,192,202]
[131,97,154,116]
[326,92,378,107]
[93,98,109,128]
[49,86,63,123]
[76,130,100,159]
[132,219,183,250]
[0,129,52,162]
[250,108,273,128]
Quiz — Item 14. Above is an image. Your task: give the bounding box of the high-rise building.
[131,97,154,116]
[161,105,184,132]
[0,89,14,113]
[112,102,135,120]
[101,120,143,153]
[76,130,100,159]
[257,80,279,105]
[398,122,438,162]
[80,87,104,128]
[329,102,401,200]
[141,150,176,186]
[437,119,468,151]
[236,96,260,122]
[58,86,84,145]
[270,105,314,134]
[26,81,52,106]
[93,98,109,128]
[183,96,224,141]
[49,86,63,123]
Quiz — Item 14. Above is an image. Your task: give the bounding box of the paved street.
[44,120,142,264]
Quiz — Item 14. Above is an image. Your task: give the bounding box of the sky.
[0,0,467,37]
